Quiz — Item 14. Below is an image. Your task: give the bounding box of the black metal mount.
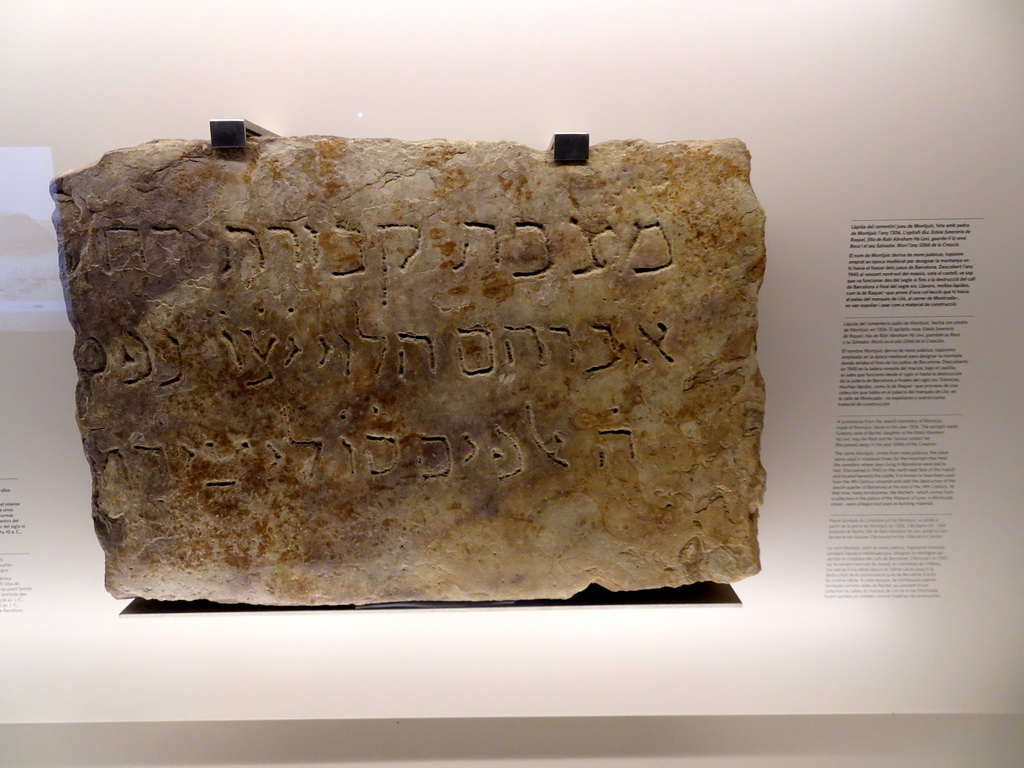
[550,133,589,164]
[209,119,278,149]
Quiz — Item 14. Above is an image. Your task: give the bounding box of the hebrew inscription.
[53,136,766,605]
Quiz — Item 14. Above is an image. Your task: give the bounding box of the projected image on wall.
[0,147,64,318]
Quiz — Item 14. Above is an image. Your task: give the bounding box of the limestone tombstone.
[52,136,766,605]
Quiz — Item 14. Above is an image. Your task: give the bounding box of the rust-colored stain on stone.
[53,137,766,605]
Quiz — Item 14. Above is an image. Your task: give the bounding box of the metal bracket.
[209,119,278,149]
[550,133,589,164]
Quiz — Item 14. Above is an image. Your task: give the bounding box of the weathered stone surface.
[53,136,765,605]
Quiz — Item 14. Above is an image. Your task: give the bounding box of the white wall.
[0,0,1022,763]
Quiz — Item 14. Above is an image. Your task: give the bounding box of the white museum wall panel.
[0,0,1021,751]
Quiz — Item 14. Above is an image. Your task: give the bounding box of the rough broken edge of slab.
[53,136,766,607]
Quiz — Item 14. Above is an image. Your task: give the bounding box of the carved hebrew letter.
[240,328,277,387]
[116,331,153,385]
[354,311,388,377]
[145,227,188,273]
[502,325,548,367]
[525,404,569,468]
[220,330,244,370]
[457,327,495,375]
[282,337,303,367]
[590,227,630,269]
[317,333,351,375]
[319,225,364,276]
[596,428,636,469]
[335,437,355,476]
[458,223,497,270]
[74,337,107,374]
[490,426,524,480]
[222,227,265,282]
[131,442,169,491]
[261,227,302,269]
[459,434,478,464]
[542,326,575,365]
[365,434,398,476]
[549,219,599,276]
[96,450,129,517]
[637,321,675,364]
[503,222,551,277]
[104,228,142,272]
[580,324,621,374]
[155,332,183,386]
[397,332,436,376]
[289,439,323,481]
[418,436,452,479]
[379,225,421,271]
[627,224,672,273]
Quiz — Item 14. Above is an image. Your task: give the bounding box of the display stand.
[550,132,590,164]
[120,582,741,615]
[209,119,278,149]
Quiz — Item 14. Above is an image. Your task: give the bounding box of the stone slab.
[52,136,766,605]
